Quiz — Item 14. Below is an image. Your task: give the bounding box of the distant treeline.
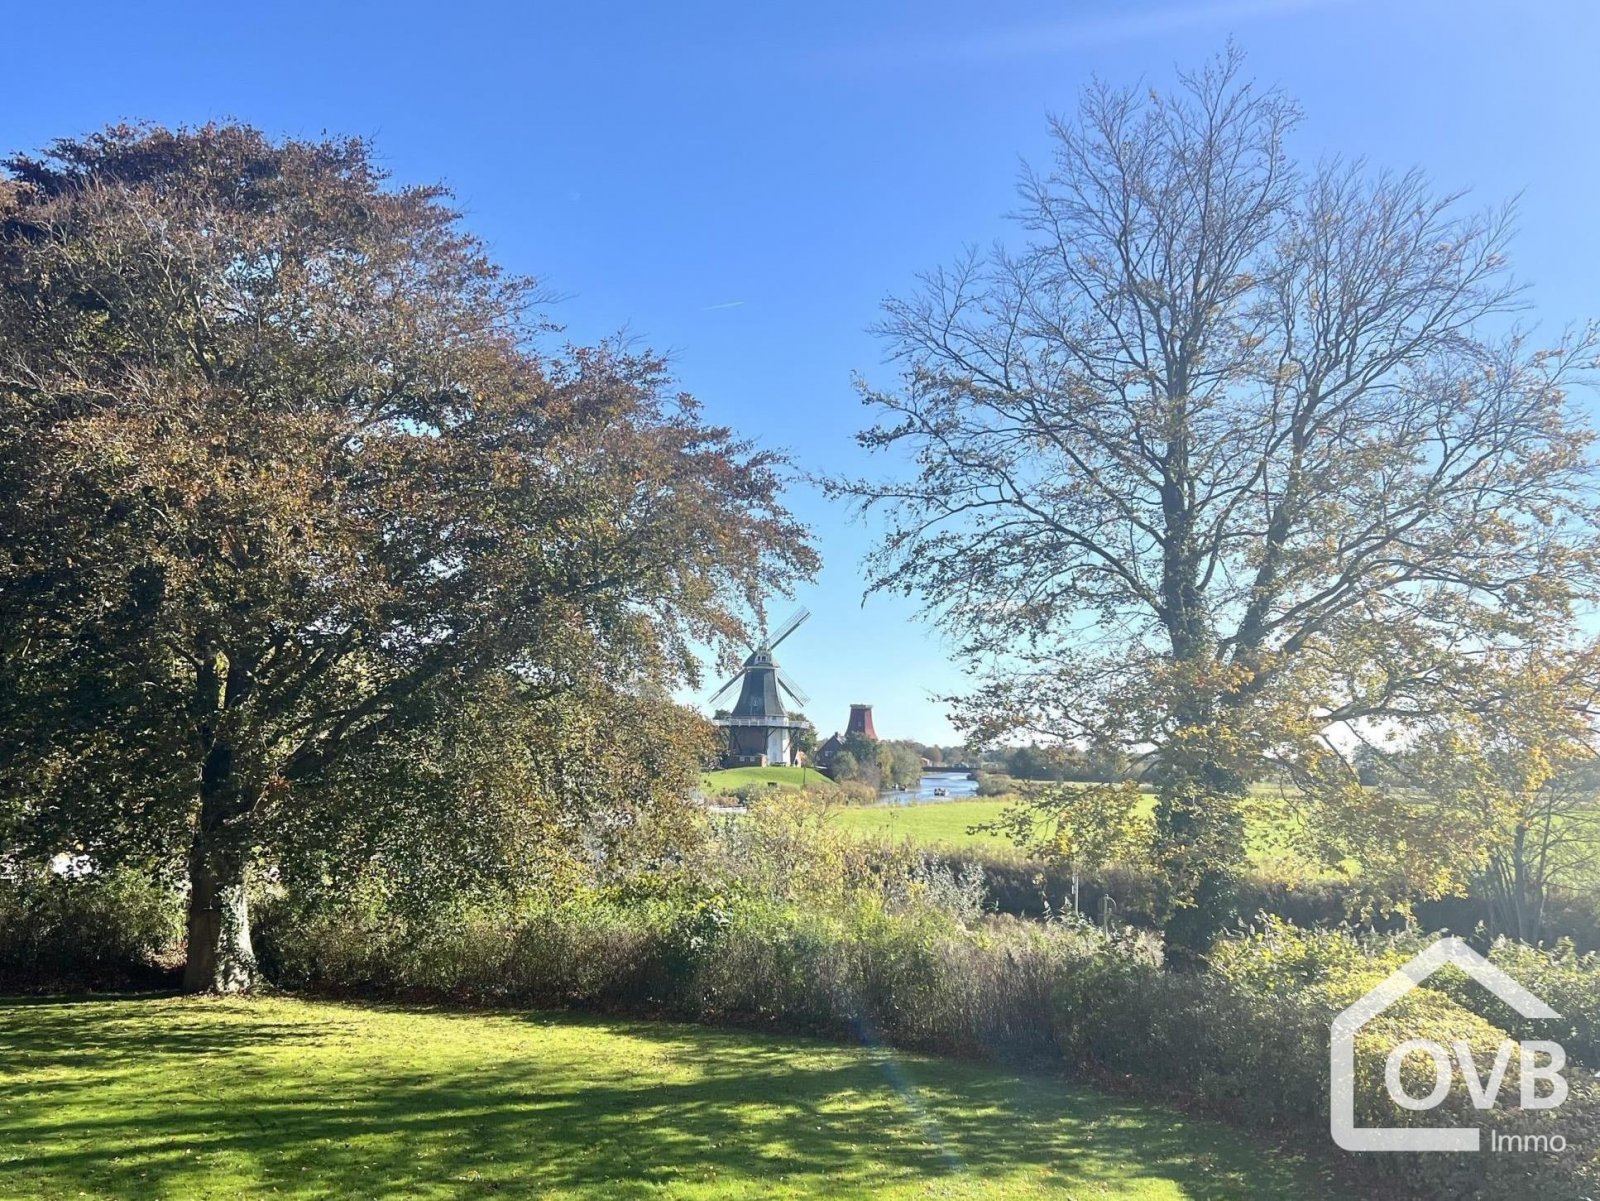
[824,736,1134,789]
[973,744,1132,784]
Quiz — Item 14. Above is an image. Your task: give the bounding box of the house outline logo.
[1330,936,1561,1152]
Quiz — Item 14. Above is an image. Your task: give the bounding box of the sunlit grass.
[701,766,834,794]
[831,785,1331,877]
[833,799,1019,849]
[0,995,1348,1199]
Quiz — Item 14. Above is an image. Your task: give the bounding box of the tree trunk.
[1153,754,1247,968]
[1151,443,1243,965]
[1484,836,1546,947]
[183,841,256,993]
[182,729,257,993]
[1162,862,1240,969]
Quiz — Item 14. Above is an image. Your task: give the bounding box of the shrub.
[973,771,1017,797]
[1438,938,1600,1070]
[0,862,181,990]
[1217,919,1600,1075]
[940,846,1600,953]
[1059,923,1599,1199]
[1210,916,1423,994]
[256,892,675,1007]
[831,780,880,806]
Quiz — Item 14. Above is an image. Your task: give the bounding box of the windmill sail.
[766,607,810,651]
[775,668,810,707]
[707,670,745,708]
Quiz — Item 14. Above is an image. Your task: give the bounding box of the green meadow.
[831,785,1321,873]
[832,798,1019,850]
[700,766,835,795]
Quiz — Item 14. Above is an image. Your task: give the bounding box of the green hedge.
[1433,938,1600,1070]
[945,846,1600,951]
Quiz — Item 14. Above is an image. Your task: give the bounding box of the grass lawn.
[701,765,834,795]
[0,995,1348,1200]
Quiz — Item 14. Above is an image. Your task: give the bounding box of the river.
[877,770,981,806]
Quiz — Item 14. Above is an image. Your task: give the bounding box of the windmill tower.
[709,608,813,767]
[845,704,877,739]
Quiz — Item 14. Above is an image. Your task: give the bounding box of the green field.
[833,789,1318,870]
[0,995,1344,1200]
[700,765,834,794]
[833,799,1018,849]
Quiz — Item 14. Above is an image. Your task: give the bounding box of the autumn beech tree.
[829,51,1600,961]
[0,125,815,992]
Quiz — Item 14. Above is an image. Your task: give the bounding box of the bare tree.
[830,49,1600,960]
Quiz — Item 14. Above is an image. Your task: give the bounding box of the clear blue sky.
[8,0,1598,743]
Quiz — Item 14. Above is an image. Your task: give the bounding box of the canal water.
[878,770,980,806]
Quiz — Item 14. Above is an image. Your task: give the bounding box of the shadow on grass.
[0,995,1345,1200]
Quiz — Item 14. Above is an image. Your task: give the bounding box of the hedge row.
[947,846,1600,950]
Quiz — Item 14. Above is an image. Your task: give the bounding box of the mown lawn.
[0,995,1348,1200]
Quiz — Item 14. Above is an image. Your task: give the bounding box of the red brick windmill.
[708,607,813,766]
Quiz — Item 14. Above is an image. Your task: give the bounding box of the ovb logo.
[1331,937,1568,1153]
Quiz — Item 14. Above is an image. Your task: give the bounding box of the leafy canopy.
[0,124,815,912]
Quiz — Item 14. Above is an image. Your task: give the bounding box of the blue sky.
[8,0,1598,743]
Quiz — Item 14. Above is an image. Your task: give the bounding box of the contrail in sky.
[826,0,1355,69]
